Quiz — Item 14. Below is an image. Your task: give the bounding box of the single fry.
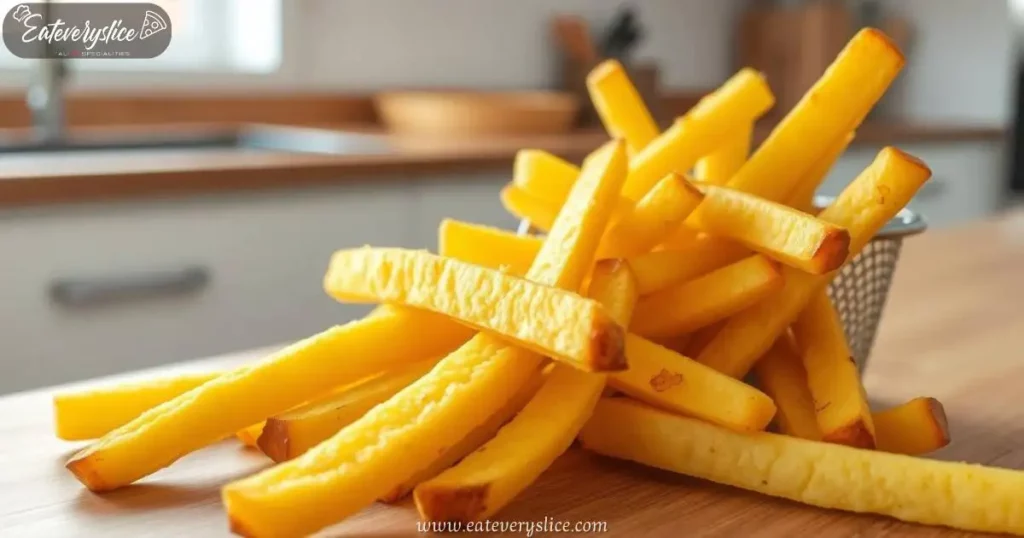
[501,185,559,232]
[512,149,579,206]
[723,28,904,202]
[631,255,782,338]
[792,290,876,448]
[236,423,265,448]
[622,68,774,201]
[512,149,634,218]
[65,305,473,491]
[324,248,626,372]
[608,334,776,432]
[258,359,439,462]
[695,123,752,185]
[697,147,931,378]
[787,132,855,213]
[53,372,219,441]
[752,335,822,440]
[587,59,661,154]
[221,140,628,538]
[438,219,541,277]
[381,366,547,503]
[693,185,851,274]
[414,260,636,522]
[874,397,950,456]
[598,173,704,259]
[627,236,749,295]
[580,397,1024,536]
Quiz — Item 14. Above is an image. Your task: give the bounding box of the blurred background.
[0,0,1015,394]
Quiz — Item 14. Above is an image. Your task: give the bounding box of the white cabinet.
[409,172,517,251]
[0,182,416,394]
[818,141,1006,229]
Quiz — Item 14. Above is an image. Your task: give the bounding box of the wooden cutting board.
[2,211,1023,537]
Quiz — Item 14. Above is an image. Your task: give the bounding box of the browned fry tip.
[255,419,292,463]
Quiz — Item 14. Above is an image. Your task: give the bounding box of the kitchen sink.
[0,125,396,156]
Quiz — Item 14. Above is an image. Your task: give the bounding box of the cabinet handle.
[50,266,210,307]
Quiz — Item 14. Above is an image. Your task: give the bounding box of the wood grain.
[0,210,1022,536]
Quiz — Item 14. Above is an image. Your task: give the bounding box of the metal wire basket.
[517,197,927,374]
[820,199,927,372]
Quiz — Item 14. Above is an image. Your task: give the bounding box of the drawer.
[0,182,416,394]
[819,141,1006,229]
[410,172,517,251]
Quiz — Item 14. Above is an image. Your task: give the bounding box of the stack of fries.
[53,28,1024,537]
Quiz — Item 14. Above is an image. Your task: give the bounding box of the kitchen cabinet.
[0,181,417,394]
[819,140,1006,228]
[409,171,516,250]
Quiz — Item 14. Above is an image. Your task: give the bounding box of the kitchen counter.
[0,209,1023,537]
[0,121,1005,209]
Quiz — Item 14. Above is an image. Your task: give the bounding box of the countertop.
[0,121,1005,209]
[0,210,1022,536]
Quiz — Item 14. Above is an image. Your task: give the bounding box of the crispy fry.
[752,335,822,440]
[721,28,904,202]
[631,255,783,338]
[753,338,951,454]
[512,149,579,205]
[53,372,219,441]
[791,291,875,448]
[512,150,634,219]
[694,123,752,185]
[609,335,776,432]
[222,140,628,538]
[697,147,931,378]
[587,59,660,154]
[381,366,547,503]
[597,173,704,259]
[65,305,473,491]
[692,186,851,274]
[438,219,541,276]
[500,185,559,232]
[580,397,1024,536]
[787,132,855,213]
[627,236,749,295]
[236,423,265,448]
[324,248,626,372]
[621,68,774,201]
[874,397,950,456]
[258,359,439,462]
[414,259,636,522]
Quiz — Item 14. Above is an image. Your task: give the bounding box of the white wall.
[880,0,1013,124]
[2,0,1013,126]
[6,0,740,92]
[298,0,741,90]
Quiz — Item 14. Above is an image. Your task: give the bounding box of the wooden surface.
[0,121,1006,209]
[0,210,1023,536]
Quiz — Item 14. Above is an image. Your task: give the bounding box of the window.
[0,0,281,72]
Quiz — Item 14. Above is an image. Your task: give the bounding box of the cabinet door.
[818,141,1005,229]
[0,181,416,393]
[409,172,517,251]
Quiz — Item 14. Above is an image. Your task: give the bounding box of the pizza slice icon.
[139,10,167,40]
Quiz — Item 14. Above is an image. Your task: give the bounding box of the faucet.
[25,0,66,144]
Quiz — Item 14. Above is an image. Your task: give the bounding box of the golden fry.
[697,147,931,378]
[631,255,782,338]
[580,397,1024,536]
